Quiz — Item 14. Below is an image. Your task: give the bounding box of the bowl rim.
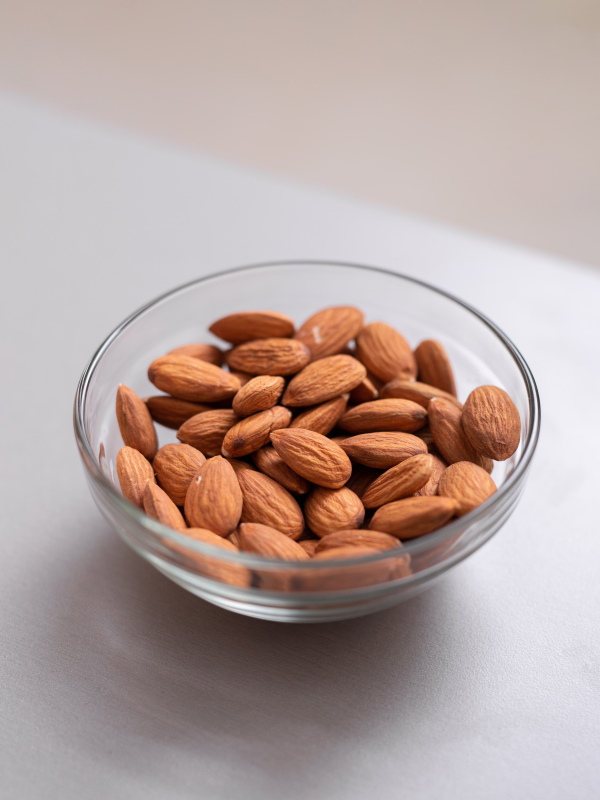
[74,259,541,571]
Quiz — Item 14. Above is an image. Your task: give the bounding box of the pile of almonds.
[115,306,521,590]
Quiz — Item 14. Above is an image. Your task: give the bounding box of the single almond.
[362,453,435,508]
[227,529,241,547]
[116,384,158,460]
[349,375,380,404]
[414,339,457,396]
[238,522,309,560]
[270,428,352,489]
[298,539,320,557]
[370,496,458,538]
[413,454,447,496]
[289,396,348,435]
[315,529,400,553]
[345,464,383,499]
[338,398,427,434]
[355,322,417,382]
[380,379,462,409]
[177,409,239,456]
[304,486,365,537]
[209,311,295,344]
[313,545,381,560]
[145,396,214,429]
[297,547,411,591]
[168,343,223,366]
[143,483,187,531]
[340,432,427,469]
[168,528,249,588]
[236,468,305,540]
[251,447,311,494]
[282,355,366,406]
[152,443,206,506]
[461,385,521,461]
[226,458,255,474]
[437,461,497,516]
[294,305,364,359]
[226,338,310,376]
[184,456,243,535]
[221,405,292,458]
[148,354,240,402]
[116,446,155,507]
[228,370,253,386]
[428,397,493,472]
[231,375,285,417]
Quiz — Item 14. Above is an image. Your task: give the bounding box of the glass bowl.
[74,261,540,622]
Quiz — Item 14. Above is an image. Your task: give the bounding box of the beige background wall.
[2,0,599,266]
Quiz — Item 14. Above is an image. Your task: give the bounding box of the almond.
[168,343,223,366]
[152,443,206,506]
[294,305,364,359]
[370,496,458,538]
[379,379,462,409]
[116,384,158,460]
[361,453,435,508]
[228,370,253,386]
[143,483,187,531]
[345,464,383,499]
[413,454,447,496]
[231,375,285,417]
[148,354,240,402]
[227,529,241,547]
[226,338,310,376]
[304,486,365,537]
[338,398,427,433]
[315,529,400,552]
[349,375,380,404]
[145,396,214,429]
[414,424,436,451]
[355,322,417,382]
[340,432,427,469]
[270,428,352,488]
[251,447,311,494]
[177,409,239,456]
[428,397,493,472]
[226,458,255,474]
[298,539,320,557]
[221,405,291,458]
[282,355,366,406]
[289,396,348,435]
[209,311,295,344]
[236,468,305,539]
[238,523,309,560]
[169,528,250,588]
[116,446,155,507]
[313,545,381,560]
[461,385,521,461]
[414,339,457,396]
[297,548,411,591]
[184,456,243,536]
[437,461,497,516]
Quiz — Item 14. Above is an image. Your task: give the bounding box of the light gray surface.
[1,92,599,800]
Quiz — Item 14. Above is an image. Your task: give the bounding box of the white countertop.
[1,91,599,800]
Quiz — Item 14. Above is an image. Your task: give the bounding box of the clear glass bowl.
[74,261,540,622]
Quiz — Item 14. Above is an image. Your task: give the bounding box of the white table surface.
[1,91,599,800]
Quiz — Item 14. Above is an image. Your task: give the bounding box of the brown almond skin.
[413,454,447,496]
[355,322,417,382]
[340,432,427,469]
[298,539,320,557]
[209,311,295,344]
[226,338,310,376]
[349,375,379,404]
[282,354,366,407]
[370,496,458,539]
[315,529,400,553]
[184,456,243,536]
[437,461,497,516]
[251,447,311,494]
[116,385,158,460]
[236,469,305,540]
[167,528,250,588]
[362,453,435,508]
[380,379,462,410]
[228,370,253,386]
[462,385,521,461]
[304,487,365,537]
[338,398,427,434]
[177,409,239,457]
[289,396,348,435]
[143,483,187,531]
[345,464,383,499]
[152,443,206,506]
[148,354,240,402]
[116,446,155,508]
[232,375,285,417]
[294,306,364,360]
[145,396,213,429]
[221,406,292,458]
[238,523,309,561]
[414,339,457,397]
[313,545,381,561]
[270,428,352,489]
[428,397,493,472]
[168,343,223,366]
